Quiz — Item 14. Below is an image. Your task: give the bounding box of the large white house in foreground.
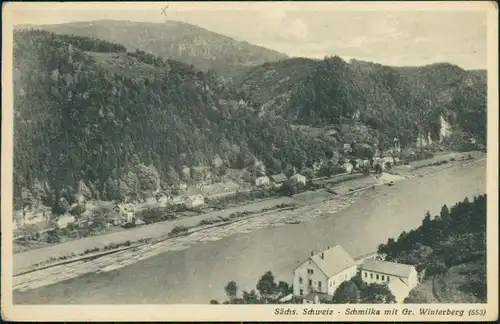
[292,245,358,304]
[292,245,419,304]
[359,259,419,303]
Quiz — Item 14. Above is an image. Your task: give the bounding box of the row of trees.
[212,271,293,304]
[377,195,487,301]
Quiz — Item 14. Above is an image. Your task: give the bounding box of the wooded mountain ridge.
[237,58,486,148]
[16,20,289,80]
[12,28,487,213]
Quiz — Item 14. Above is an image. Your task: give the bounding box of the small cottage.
[342,162,354,174]
[184,195,205,208]
[157,195,170,206]
[343,143,352,152]
[290,173,307,185]
[255,176,270,187]
[271,173,288,187]
[56,214,76,229]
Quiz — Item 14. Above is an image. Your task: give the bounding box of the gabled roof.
[311,245,357,278]
[290,173,305,179]
[360,259,415,279]
[271,173,287,182]
[294,245,357,279]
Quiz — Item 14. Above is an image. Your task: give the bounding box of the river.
[14,160,486,304]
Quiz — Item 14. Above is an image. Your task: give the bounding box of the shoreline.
[12,154,485,288]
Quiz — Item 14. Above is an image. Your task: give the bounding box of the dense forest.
[13,30,336,211]
[238,57,487,149]
[378,194,487,303]
[13,29,487,213]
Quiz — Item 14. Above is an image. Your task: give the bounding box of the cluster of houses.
[292,245,419,304]
[255,172,307,188]
[14,146,403,238]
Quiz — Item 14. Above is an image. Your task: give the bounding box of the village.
[13,128,465,254]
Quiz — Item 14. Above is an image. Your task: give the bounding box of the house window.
[318,281,322,290]
[387,276,390,282]
[381,275,385,281]
[308,279,312,286]
[364,272,367,278]
[299,277,303,284]
[300,289,303,296]
[370,273,373,279]
[376,274,379,280]
[307,269,314,275]
[345,274,347,280]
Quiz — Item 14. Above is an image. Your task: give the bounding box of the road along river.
[14,158,486,304]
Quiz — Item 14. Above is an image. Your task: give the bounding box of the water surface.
[14,161,486,304]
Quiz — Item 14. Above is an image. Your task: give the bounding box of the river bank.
[14,151,483,271]
[13,155,486,303]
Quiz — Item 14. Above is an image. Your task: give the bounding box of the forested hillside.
[238,57,487,149]
[17,20,289,79]
[12,28,488,213]
[13,30,335,211]
[378,195,487,303]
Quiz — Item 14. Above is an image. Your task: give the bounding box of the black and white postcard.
[2,1,498,322]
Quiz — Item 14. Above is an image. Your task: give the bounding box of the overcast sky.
[8,2,489,69]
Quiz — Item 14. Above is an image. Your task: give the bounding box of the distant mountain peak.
[23,19,288,79]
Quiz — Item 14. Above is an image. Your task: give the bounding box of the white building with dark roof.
[292,245,358,303]
[290,173,307,185]
[360,259,419,303]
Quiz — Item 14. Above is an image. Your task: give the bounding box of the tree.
[422,211,432,229]
[165,166,180,186]
[21,187,34,208]
[280,179,298,196]
[224,281,238,300]
[46,229,61,244]
[301,167,314,180]
[332,281,360,304]
[242,289,261,304]
[350,274,367,291]
[359,283,396,304]
[53,197,70,215]
[256,271,278,299]
[440,204,451,223]
[374,163,383,175]
[277,281,292,297]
